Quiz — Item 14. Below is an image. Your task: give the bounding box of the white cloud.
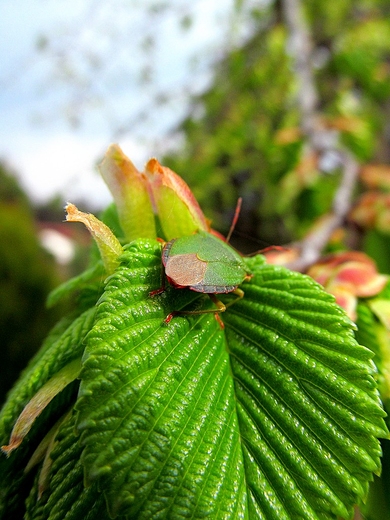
[1,132,149,208]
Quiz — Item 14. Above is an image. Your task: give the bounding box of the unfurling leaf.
[65,203,123,274]
[2,359,81,455]
[99,144,156,241]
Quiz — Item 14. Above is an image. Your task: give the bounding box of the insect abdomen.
[189,284,238,294]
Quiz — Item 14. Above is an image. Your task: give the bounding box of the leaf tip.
[1,438,22,456]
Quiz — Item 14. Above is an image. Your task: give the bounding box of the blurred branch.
[282,0,317,136]
[282,0,360,271]
[288,151,359,271]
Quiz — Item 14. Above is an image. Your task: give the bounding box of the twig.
[281,0,360,271]
[287,150,359,271]
[282,0,317,136]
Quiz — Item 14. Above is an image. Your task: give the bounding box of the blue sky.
[0,0,257,208]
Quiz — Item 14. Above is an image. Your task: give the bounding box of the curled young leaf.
[99,144,156,241]
[65,203,123,274]
[2,359,81,455]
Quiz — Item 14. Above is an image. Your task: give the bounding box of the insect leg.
[163,289,244,326]
[149,281,166,297]
[224,288,244,309]
[163,294,227,326]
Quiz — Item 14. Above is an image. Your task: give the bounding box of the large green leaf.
[75,239,387,519]
[76,240,245,518]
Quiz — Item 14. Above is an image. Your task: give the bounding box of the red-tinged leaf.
[145,157,210,239]
[360,164,390,191]
[308,252,387,298]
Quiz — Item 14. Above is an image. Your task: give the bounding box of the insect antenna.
[225,197,242,244]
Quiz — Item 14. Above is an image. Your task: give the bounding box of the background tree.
[0,164,68,404]
[163,0,390,258]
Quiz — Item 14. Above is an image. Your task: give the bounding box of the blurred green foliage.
[163,0,390,253]
[0,163,64,404]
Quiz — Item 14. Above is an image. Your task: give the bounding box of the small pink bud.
[333,261,387,298]
[327,283,358,321]
[308,251,387,320]
[262,246,299,265]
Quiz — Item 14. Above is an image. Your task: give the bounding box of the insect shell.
[162,230,251,294]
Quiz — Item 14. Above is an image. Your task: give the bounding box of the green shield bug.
[151,199,252,325]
